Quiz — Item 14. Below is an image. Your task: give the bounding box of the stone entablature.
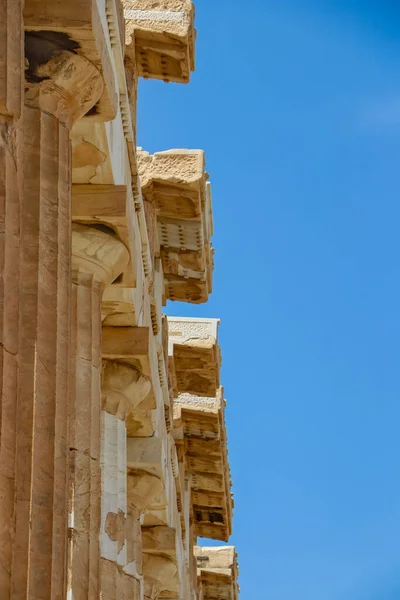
[196,546,240,600]
[0,1,239,599]
[123,0,196,83]
[168,317,221,397]
[173,390,233,543]
[138,149,214,303]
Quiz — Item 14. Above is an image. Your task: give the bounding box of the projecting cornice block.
[168,317,221,397]
[138,149,214,304]
[123,0,196,83]
[174,390,233,542]
[196,546,240,600]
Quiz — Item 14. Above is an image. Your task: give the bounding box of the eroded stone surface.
[174,390,233,542]
[0,2,241,599]
[168,317,221,397]
[196,546,240,600]
[138,149,214,303]
[123,0,196,83]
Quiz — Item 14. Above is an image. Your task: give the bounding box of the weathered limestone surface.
[0,2,240,599]
[138,149,214,303]
[100,359,150,596]
[3,13,107,595]
[123,0,196,83]
[68,224,129,599]
[174,390,233,543]
[196,546,240,600]
[0,3,23,595]
[14,104,72,600]
[72,184,138,288]
[0,0,23,117]
[168,317,220,397]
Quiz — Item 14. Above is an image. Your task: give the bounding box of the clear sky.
[137,2,400,598]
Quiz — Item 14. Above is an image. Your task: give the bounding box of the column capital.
[25,32,104,127]
[102,360,151,420]
[72,223,129,286]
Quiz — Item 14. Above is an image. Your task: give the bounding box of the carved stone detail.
[0,3,242,599]
[72,223,130,286]
[138,148,214,303]
[25,32,103,126]
[102,360,151,420]
[123,0,196,84]
[128,470,165,514]
[142,554,178,600]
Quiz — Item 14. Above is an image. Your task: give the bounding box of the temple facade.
[0,1,239,598]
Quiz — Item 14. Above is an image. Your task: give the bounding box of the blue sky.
[137,2,400,598]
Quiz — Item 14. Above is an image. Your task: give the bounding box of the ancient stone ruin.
[0,1,239,598]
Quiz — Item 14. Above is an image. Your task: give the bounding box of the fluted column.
[0,24,103,599]
[68,223,129,599]
[0,1,23,595]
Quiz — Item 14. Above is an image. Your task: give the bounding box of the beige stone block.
[128,470,164,514]
[142,553,179,598]
[71,121,115,184]
[125,511,143,573]
[102,286,139,327]
[0,473,14,595]
[173,390,233,542]
[72,223,130,287]
[0,0,22,117]
[24,0,118,121]
[138,149,214,303]
[72,184,138,287]
[100,558,143,599]
[196,546,240,600]
[123,0,196,83]
[168,317,221,397]
[102,360,151,420]
[69,529,91,599]
[142,526,176,555]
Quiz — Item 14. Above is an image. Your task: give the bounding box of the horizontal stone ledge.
[102,326,150,361]
[142,526,177,555]
[102,287,138,327]
[72,184,128,219]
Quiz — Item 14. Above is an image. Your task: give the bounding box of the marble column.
[0,28,103,599]
[68,223,129,599]
[0,1,23,595]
